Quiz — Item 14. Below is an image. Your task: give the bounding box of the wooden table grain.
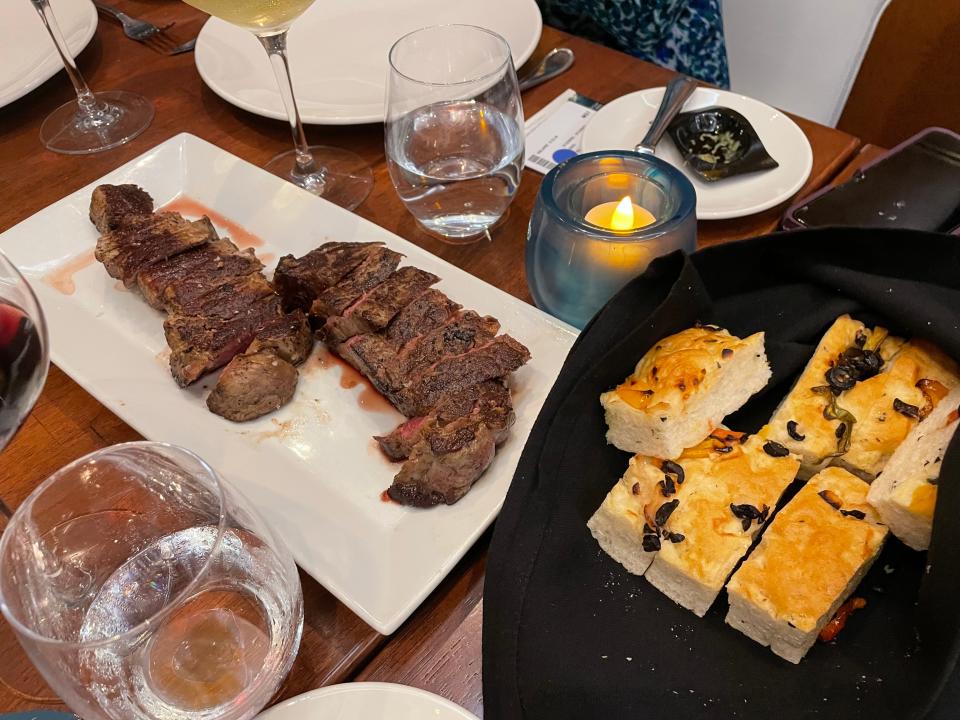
[0,2,861,713]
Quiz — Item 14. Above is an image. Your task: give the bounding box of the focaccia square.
[867,385,960,550]
[588,429,800,617]
[600,326,771,459]
[725,467,887,664]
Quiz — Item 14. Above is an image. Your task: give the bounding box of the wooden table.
[0,2,862,713]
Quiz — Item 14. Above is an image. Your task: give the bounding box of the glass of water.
[385,24,525,243]
[0,442,303,720]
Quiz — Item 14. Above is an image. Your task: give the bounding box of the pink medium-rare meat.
[273,242,381,312]
[320,266,439,343]
[309,246,403,321]
[95,212,217,286]
[89,184,155,233]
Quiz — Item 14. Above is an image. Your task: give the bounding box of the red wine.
[0,300,44,447]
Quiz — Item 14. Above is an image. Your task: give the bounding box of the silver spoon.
[635,74,698,154]
[518,48,575,92]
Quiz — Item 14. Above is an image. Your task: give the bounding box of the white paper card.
[524,89,603,174]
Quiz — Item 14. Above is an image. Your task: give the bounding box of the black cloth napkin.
[482,228,960,720]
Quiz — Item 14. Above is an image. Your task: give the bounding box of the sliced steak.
[384,289,460,348]
[387,420,496,506]
[246,310,313,365]
[206,350,298,422]
[137,239,262,311]
[95,212,217,286]
[335,333,402,395]
[310,246,403,321]
[397,311,500,377]
[321,266,439,343]
[273,242,380,312]
[166,273,276,319]
[393,335,531,417]
[377,380,514,460]
[164,294,282,386]
[89,184,154,233]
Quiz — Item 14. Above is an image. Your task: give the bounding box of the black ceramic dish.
[668,106,779,181]
[483,228,960,720]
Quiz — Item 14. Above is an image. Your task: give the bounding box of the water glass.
[0,442,303,720]
[385,24,524,243]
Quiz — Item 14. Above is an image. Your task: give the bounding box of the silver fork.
[92,0,173,42]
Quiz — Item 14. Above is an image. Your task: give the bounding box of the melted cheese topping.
[614,327,757,411]
[727,467,887,632]
[646,432,800,591]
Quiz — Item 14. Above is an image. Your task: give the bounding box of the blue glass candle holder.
[526,151,697,328]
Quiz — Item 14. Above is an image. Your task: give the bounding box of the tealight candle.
[583,195,657,231]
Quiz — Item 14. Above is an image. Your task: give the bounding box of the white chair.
[722,0,891,126]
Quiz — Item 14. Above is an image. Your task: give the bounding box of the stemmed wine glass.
[29,0,154,154]
[0,251,55,707]
[182,0,373,209]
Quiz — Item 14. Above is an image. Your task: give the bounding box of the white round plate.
[581,87,813,220]
[0,0,98,110]
[195,0,542,126]
[254,683,480,720]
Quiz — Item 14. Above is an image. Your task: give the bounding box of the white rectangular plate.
[0,133,577,634]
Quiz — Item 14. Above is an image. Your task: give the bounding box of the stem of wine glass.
[30,0,98,117]
[256,31,319,177]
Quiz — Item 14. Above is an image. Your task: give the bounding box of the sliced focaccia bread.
[725,467,887,664]
[642,430,800,617]
[834,340,959,480]
[867,386,960,550]
[600,326,771,458]
[766,315,904,478]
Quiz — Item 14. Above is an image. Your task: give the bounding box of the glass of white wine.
[183,0,373,210]
[0,442,303,720]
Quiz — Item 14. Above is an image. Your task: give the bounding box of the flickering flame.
[610,196,635,231]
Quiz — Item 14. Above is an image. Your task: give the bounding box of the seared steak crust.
[310,246,403,320]
[274,242,380,313]
[247,310,313,365]
[89,184,154,233]
[95,212,217,286]
[321,266,439,343]
[385,289,460,348]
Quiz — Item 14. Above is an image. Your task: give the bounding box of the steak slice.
[384,289,460,348]
[89,184,154,233]
[206,350,298,422]
[137,239,263,311]
[377,380,515,461]
[321,266,439,343]
[387,420,496,506]
[164,294,282,386]
[335,333,401,396]
[246,310,313,365]
[310,246,403,321]
[95,212,217,286]
[393,335,531,417]
[397,311,500,377]
[273,242,380,312]
[165,273,276,319]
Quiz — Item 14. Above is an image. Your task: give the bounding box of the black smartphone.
[784,128,960,233]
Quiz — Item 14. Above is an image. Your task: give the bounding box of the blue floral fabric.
[537,0,730,88]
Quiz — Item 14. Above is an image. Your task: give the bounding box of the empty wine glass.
[385,25,525,243]
[29,0,153,154]
[181,0,372,209]
[0,442,304,720]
